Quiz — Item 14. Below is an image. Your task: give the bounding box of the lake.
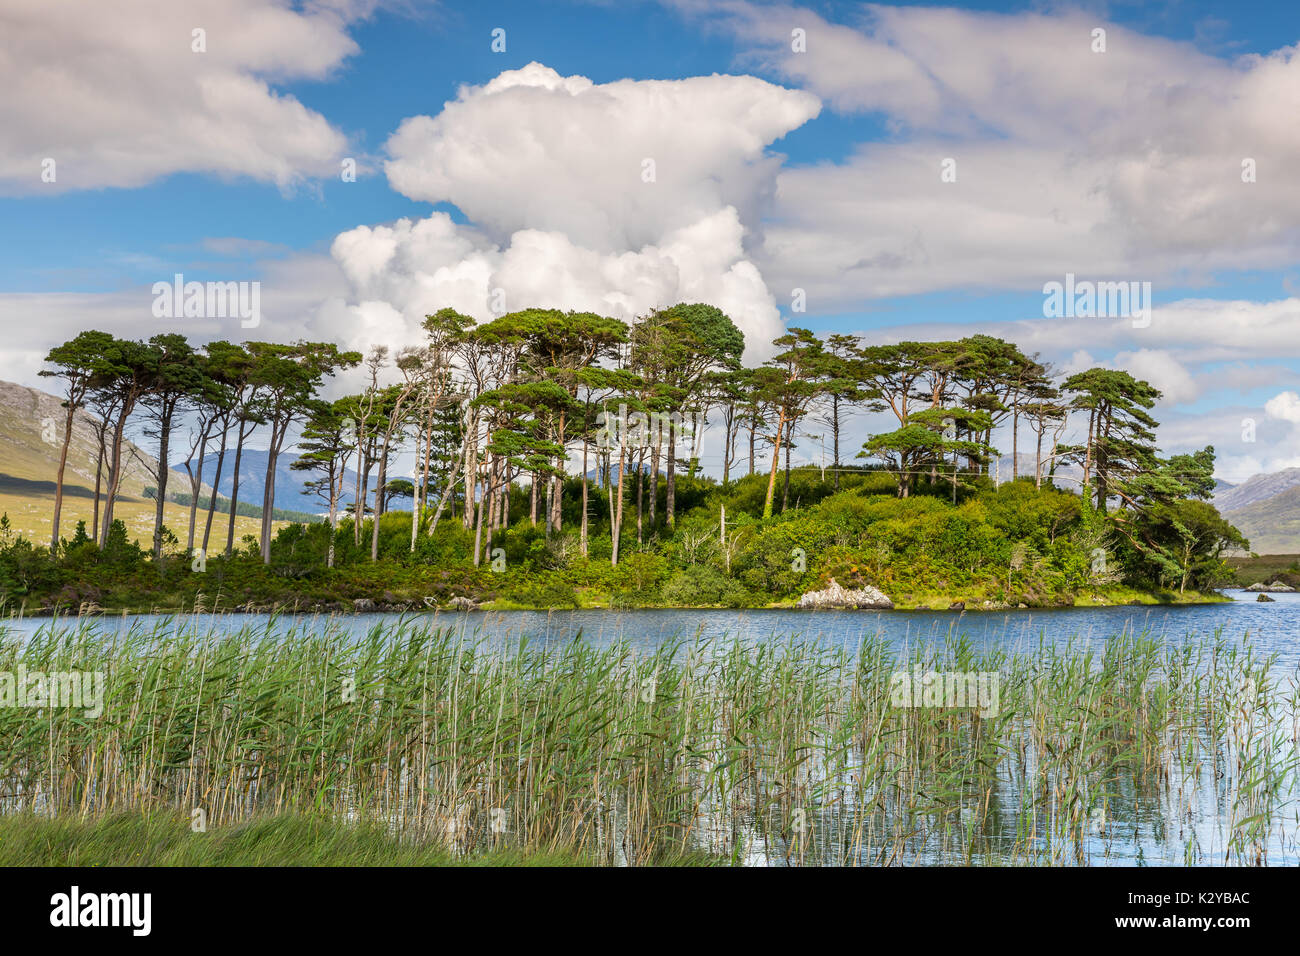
[2,591,1297,867]
[9,589,1298,662]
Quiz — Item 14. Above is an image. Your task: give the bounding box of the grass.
[1227,553,1300,588]
[0,489,269,553]
[0,812,609,866]
[0,613,1296,866]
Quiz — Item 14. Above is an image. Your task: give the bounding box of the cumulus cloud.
[384,62,820,250]
[0,0,371,193]
[680,2,1300,307]
[1265,391,1300,424]
[327,63,821,362]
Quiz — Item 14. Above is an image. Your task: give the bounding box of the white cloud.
[1265,391,1300,424]
[325,63,820,362]
[1112,349,1199,404]
[682,3,1300,307]
[384,62,820,251]
[0,0,370,193]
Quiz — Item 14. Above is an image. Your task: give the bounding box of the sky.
[2,0,1299,483]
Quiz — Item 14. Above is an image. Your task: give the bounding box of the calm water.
[4,591,1298,866]
[11,590,1297,661]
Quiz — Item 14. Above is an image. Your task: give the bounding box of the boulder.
[1257,593,1276,602]
[448,595,480,611]
[1245,582,1296,592]
[795,578,893,610]
[948,601,965,611]
[353,598,376,612]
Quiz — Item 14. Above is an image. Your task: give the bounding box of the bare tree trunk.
[183,432,208,555]
[665,423,677,529]
[201,420,228,556]
[49,401,79,550]
[762,407,788,519]
[580,437,589,556]
[225,420,250,558]
[99,402,135,546]
[91,438,104,545]
[611,439,626,566]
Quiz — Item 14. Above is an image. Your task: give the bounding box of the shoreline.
[4,588,1238,618]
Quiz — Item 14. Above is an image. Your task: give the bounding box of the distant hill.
[1214,468,1300,513]
[1215,470,1300,555]
[170,447,318,515]
[0,379,267,545]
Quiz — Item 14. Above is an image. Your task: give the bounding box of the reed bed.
[0,614,1296,866]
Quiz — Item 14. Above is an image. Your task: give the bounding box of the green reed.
[0,613,1295,865]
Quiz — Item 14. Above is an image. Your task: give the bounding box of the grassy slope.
[0,380,269,548]
[1222,484,1300,556]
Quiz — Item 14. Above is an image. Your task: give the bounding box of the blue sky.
[2,0,1299,480]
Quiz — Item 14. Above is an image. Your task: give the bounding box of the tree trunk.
[98,401,134,546]
[762,407,788,519]
[611,439,626,566]
[50,401,77,550]
[665,421,677,529]
[580,436,589,556]
[225,420,248,558]
[150,403,174,562]
[202,421,228,556]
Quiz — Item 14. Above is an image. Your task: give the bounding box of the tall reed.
[0,614,1294,865]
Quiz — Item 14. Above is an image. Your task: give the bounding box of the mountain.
[0,379,262,546]
[1218,485,1300,555]
[1213,468,1300,513]
[170,447,318,515]
[1214,469,1300,555]
[0,379,155,499]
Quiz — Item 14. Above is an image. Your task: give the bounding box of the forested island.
[1,303,1246,614]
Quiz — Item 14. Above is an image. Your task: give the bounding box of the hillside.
[1210,468,1300,554]
[0,379,267,548]
[1218,482,1300,555]
[1214,467,1300,512]
[170,447,319,515]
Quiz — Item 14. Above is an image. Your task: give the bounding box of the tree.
[631,304,744,530]
[88,336,159,548]
[291,398,355,568]
[40,330,114,549]
[812,333,868,489]
[246,341,360,564]
[1061,368,1161,512]
[137,334,211,560]
[757,327,822,517]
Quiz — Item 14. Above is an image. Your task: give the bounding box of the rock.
[1257,593,1276,602]
[1245,582,1296,592]
[795,578,893,610]
[948,601,965,611]
[448,595,480,611]
[353,598,375,611]
[1017,603,1028,609]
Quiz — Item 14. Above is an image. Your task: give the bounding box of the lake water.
[10,589,1298,662]
[3,591,1297,866]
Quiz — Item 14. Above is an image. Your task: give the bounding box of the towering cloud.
[328,63,821,362]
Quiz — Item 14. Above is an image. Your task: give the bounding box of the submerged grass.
[0,613,1296,866]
